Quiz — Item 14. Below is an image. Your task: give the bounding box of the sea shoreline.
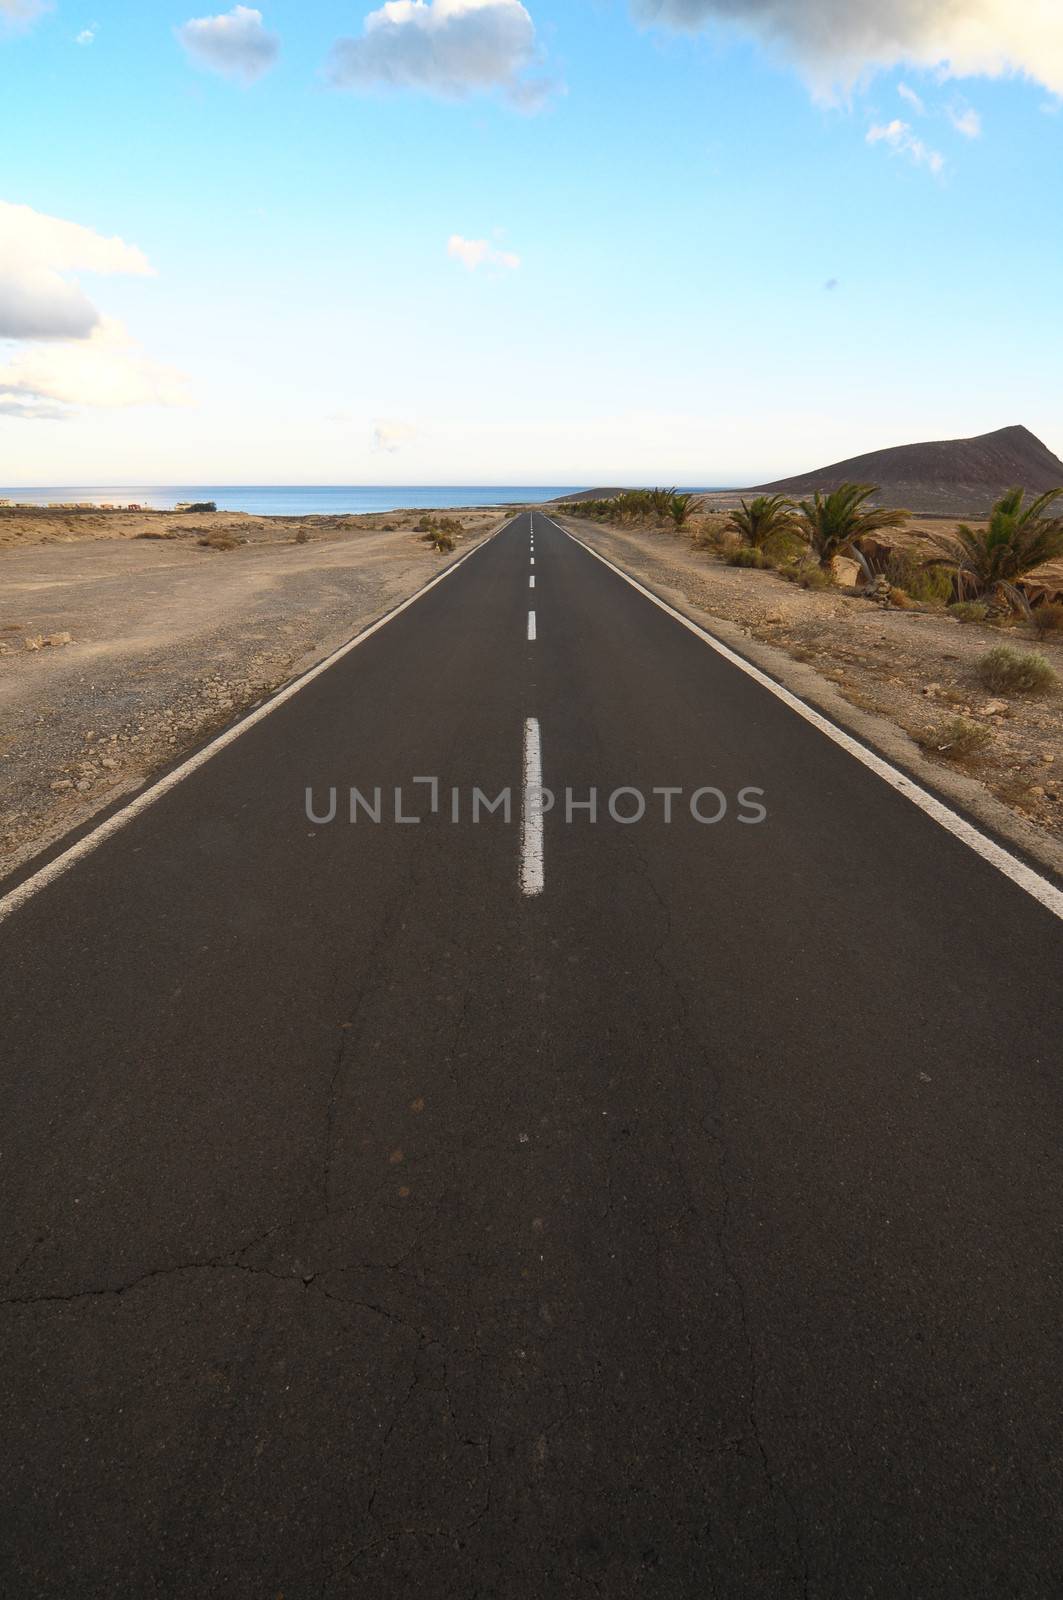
[0,485,584,517]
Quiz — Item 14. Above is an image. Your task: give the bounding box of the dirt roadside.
[0,507,504,878]
[554,514,1063,879]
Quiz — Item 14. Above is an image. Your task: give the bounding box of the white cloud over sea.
[177,5,279,83]
[0,318,190,416]
[0,201,152,341]
[326,0,550,106]
[633,0,1063,97]
[0,202,187,419]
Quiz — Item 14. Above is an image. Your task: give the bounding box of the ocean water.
[0,485,580,517]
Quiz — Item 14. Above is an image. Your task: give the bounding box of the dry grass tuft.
[976,646,1059,696]
[1031,603,1063,639]
[921,717,993,764]
[948,601,989,624]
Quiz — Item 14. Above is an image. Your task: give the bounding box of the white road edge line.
[528,610,537,641]
[548,517,1063,923]
[0,514,520,928]
[521,717,545,897]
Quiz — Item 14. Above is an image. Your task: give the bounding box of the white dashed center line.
[521,718,545,897]
[528,610,537,641]
[529,575,536,589]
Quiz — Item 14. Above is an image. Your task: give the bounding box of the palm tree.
[930,487,1063,612]
[727,495,796,550]
[795,483,910,574]
[668,492,697,528]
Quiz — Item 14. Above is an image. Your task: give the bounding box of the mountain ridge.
[554,427,1063,517]
[749,425,1063,515]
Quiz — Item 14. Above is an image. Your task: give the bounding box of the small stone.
[980,700,1008,717]
[50,779,74,792]
[1030,786,1046,798]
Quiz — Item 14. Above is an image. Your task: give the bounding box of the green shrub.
[976,646,1059,695]
[925,717,993,763]
[766,530,807,567]
[948,601,989,624]
[422,529,456,553]
[416,514,462,552]
[728,546,770,569]
[780,560,834,591]
[885,552,953,604]
[1031,602,1063,638]
[691,518,736,553]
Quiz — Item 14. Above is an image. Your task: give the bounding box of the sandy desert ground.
[0,506,504,874]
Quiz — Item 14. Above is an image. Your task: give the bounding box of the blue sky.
[2,0,1062,485]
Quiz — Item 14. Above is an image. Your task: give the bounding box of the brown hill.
[749,425,1063,516]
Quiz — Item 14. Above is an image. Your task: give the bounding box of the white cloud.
[950,104,982,137]
[0,0,51,28]
[867,118,944,174]
[0,392,71,421]
[326,0,544,105]
[447,234,521,270]
[633,0,1063,98]
[76,25,96,45]
[177,5,279,83]
[372,418,418,452]
[0,200,153,341]
[897,80,924,112]
[0,203,187,421]
[0,317,190,415]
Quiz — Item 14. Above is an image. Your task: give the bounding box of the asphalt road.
[2,511,1062,1598]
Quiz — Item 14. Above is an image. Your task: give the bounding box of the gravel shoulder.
[556,514,1063,880]
[0,508,502,877]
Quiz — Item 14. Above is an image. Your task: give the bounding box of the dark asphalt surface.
[2,511,1062,1598]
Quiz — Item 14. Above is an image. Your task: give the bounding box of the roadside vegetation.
[559,482,1063,626]
[793,484,911,576]
[929,488,1063,615]
[921,716,994,765]
[726,495,796,552]
[555,481,1063,823]
[415,515,464,553]
[976,646,1059,696]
